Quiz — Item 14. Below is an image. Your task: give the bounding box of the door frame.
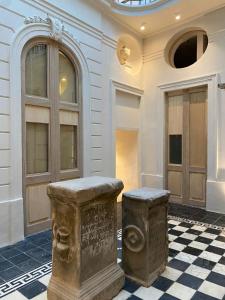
[158,73,219,209]
[165,86,208,207]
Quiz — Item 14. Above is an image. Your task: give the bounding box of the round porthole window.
[168,30,208,69]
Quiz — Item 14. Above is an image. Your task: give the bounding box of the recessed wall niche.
[165,29,208,69]
[117,35,142,74]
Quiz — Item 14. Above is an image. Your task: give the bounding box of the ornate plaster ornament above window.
[24,16,50,25]
[24,15,76,43]
[48,16,64,41]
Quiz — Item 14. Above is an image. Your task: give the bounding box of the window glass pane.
[174,36,197,68]
[25,44,47,97]
[59,51,76,103]
[26,123,48,174]
[169,134,182,164]
[60,125,77,170]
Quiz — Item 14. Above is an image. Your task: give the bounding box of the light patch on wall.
[116,129,139,201]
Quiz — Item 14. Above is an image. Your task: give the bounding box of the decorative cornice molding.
[143,49,164,63]
[112,80,144,96]
[24,16,50,25]
[24,15,79,44]
[158,73,218,90]
[208,28,225,43]
[102,34,117,49]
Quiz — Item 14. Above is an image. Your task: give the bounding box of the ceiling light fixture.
[140,23,146,31]
[175,14,181,21]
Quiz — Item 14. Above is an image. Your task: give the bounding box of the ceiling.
[97,0,225,37]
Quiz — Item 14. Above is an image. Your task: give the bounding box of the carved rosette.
[123,225,145,253]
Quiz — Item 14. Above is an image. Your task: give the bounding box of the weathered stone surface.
[122,187,170,287]
[47,176,124,300]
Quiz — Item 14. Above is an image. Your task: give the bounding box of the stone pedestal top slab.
[47,176,124,204]
[123,187,170,207]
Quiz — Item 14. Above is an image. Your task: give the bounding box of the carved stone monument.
[47,176,124,300]
[122,187,170,287]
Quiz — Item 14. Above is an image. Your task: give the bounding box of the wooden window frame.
[22,38,82,186]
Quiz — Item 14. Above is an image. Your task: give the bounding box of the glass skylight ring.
[115,0,160,7]
[112,0,171,10]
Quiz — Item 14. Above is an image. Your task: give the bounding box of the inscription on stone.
[81,200,115,281]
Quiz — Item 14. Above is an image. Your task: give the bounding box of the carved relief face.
[52,203,76,263]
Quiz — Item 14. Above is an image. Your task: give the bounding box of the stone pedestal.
[122,187,170,287]
[47,176,124,300]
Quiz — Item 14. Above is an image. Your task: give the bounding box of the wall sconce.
[118,45,131,65]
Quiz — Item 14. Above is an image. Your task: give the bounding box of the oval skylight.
[108,0,173,15]
[115,0,159,7]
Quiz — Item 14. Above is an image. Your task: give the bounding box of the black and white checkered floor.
[0,217,225,300]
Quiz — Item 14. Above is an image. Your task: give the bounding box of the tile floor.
[0,205,225,300]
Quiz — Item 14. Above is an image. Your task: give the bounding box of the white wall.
[142,7,225,213]
[0,0,143,246]
[116,90,140,130]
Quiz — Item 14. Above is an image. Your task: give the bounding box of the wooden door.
[166,87,207,207]
[22,40,81,235]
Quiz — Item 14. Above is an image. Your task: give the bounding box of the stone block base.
[47,264,124,300]
[125,264,166,288]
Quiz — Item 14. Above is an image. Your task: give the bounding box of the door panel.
[166,87,207,207]
[189,173,206,201]
[168,95,183,135]
[26,183,51,223]
[59,110,78,125]
[25,105,51,234]
[167,95,184,203]
[189,92,207,168]
[168,171,183,198]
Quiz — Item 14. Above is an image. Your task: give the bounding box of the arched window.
[168,30,208,69]
[22,38,82,234]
